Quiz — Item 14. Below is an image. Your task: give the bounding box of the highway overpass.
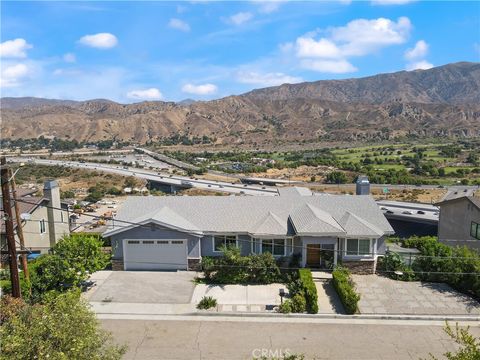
[8,158,278,196]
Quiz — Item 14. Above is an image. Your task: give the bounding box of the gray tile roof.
[104,189,394,238]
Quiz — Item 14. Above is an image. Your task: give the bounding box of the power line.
[14,198,480,262]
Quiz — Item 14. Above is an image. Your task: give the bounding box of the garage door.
[123,239,188,270]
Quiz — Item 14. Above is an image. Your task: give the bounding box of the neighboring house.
[1,180,70,255]
[103,187,394,273]
[437,196,480,250]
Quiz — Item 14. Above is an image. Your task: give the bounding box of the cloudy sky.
[1,1,479,102]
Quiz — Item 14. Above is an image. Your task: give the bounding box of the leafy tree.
[29,235,109,301]
[0,291,126,359]
[325,171,348,184]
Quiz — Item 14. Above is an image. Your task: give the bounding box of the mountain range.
[1,62,479,147]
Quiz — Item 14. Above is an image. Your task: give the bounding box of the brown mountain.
[1,62,479,146]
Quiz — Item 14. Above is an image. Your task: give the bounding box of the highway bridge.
[8,158,278,196]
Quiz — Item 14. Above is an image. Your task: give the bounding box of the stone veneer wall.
[342,259,376,274]
[188,258,201,271]
[112,259,124,271]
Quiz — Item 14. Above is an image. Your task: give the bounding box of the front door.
[306,244,321,267]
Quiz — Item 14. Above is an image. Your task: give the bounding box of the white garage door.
[123,239,188,270]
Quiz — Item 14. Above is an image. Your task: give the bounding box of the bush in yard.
[278,299,293,313]
[248,252,281,284]
[399,236,480,299]
[27,234,110,302]
[298,269,318,314]
[290,293,307,313]
[332,267,360,314]
[197,296,217,310]
[200,246,282,284]
[0,290,126,359]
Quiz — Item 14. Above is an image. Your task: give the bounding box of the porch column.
[334,241,338,266]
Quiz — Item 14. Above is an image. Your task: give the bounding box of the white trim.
[211,234,239,253]
[343,238,374,259]
[257,237,292,257]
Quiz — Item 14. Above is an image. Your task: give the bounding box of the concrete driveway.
[353,274,480,315]
[87,271,196,304]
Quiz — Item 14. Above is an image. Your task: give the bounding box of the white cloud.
[168,18,191,32]
[0,38,33,58]
[406,60,433,71]
[284,17,411,73]
[181,83,218,95]
[404,40,428,60]
[237,71,302,86]
[252,0,285,14]
[330,17,412,56]
[295,37,342,59]
[1,63,30,87]
[371,0,415,5]
[79,33,118,49]
[300,59,357,73]
[228,12,254,25]
[63,53,76,63]
[126,88,163,100]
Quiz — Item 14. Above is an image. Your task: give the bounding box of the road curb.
[186,311,480,322]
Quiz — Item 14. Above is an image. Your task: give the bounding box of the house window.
[471,222,480,240]
[346,239,371,256]
[39,219,46,234]
[259,238,291,256]
[213,235,237,252]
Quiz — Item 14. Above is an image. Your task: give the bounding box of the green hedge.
[381,236,480,300]
[332,267,360,314]
[298,269,318,314]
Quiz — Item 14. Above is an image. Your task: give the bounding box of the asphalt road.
[101,317,479,360]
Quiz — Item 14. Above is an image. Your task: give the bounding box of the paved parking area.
[353,275,480,315]
[87,271,196,304]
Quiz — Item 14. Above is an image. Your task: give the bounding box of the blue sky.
[1,1,479,102]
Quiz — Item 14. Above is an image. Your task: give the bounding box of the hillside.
[1,62,479,146]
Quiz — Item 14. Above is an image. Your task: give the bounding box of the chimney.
[44,180,62,248]
[356,175,370,195]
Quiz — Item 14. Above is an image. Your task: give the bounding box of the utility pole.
[9,167,29,282]
[1,157,21,298]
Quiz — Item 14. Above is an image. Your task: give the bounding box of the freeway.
[8,157,279,196]
[377,200,439,224]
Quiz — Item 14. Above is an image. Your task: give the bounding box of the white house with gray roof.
[103,188,394,273]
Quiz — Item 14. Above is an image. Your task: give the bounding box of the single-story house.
[1,181,70,255]
[103,187,394,273]
[437,195,480,250]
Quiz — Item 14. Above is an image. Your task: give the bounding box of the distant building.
[356,176,370,195]
[1,181,70,255]
[437,196,480,250]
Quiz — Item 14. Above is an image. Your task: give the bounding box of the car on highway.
[380,207,388,210]
[386,210,394,214]
[402,211,413,215]
[417,210,426,215]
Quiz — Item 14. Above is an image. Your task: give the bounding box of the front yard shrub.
[384,236,480,300]
[298,269,318,314]
[197,296,217,310]
[200,246,281,284]
[332,267,360,314]
[278,300,292,313]
[290,294,307,313]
